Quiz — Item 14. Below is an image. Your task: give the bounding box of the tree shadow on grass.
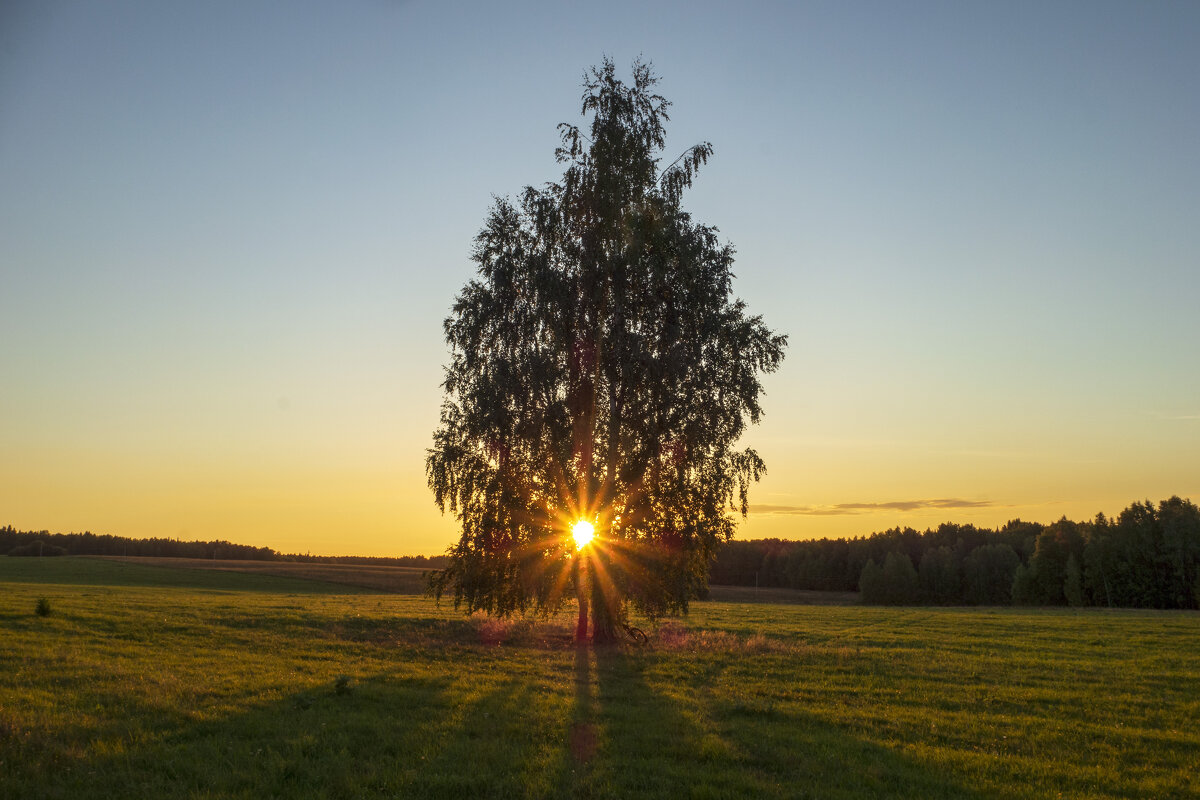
[10,631,573,799]
[6,670,463,800]
[10,622,1000,800]
[553,644,601,796]
[558,645,996,800]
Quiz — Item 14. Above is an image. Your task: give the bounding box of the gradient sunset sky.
[3,1,1197,556]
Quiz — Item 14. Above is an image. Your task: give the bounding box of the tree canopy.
[427,59,786,641]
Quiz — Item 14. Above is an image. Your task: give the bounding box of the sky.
[2,1,1197,557]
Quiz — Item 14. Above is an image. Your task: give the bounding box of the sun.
[571,520,595,550]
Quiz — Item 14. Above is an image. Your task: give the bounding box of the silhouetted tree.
[427,59,786,642]
[1088,496,1200,609]
[881,551,921,604]
[1025,518,1085,604]
[1064,554,1084,607]
[1158,496,1200,608]
[918,545,959,604]
[858,558,884,604]
[1083,512,1116,606]
[961,543,1020,605]
[1000,518,1044,561]
[860,551,920,605]
[1011,563,1037,605]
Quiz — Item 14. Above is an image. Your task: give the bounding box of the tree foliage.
[918,545,960,604]
[881,551,921,605]
[961,543,1021,605]
[427,59,786,638]
[858,558,884,605]
[859,551,920,605]
[0,525,445,568]
[1064,554,1084,607]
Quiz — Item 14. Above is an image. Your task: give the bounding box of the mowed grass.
[89,555,432,594]
[2,558,1198,799]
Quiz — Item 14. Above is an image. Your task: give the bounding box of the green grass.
[1,555,362,593]
[2,557,1198,799]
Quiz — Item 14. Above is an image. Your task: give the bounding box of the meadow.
[2,557,1197,799]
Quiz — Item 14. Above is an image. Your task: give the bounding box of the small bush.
[9,541,67,557]
[35,598,51,617]
[334,675,353,695]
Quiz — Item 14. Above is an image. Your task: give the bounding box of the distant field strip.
[91,555,431,593]
[88,556,854,603]
[2,557,1197,799]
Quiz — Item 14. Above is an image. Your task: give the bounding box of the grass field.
[2,557,1197,799]
[91,555,432,594]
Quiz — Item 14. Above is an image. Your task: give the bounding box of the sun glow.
[571,520,595,550]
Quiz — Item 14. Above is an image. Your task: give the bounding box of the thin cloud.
[751,499,996,516]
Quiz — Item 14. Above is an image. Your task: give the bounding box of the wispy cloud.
[751,499,996,516]
[1152,412,1200,421]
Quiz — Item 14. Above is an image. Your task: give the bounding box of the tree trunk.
[590,580,617,644]
[575,585,589,642]
[575,557,589,642]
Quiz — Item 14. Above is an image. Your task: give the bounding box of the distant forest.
[7,495,1198,610]
[0,527,448,569]
[712,496,1200,610]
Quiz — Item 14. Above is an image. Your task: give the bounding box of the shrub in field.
[35,598,51,617]
[8,540,67,557]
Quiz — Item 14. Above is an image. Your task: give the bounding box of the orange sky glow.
[3,3,1197,557]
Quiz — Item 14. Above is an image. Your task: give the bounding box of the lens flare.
[571,520,595,550]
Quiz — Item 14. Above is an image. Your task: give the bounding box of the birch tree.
[427,58,786,642]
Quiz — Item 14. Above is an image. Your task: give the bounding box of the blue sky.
[2,1,1197,555]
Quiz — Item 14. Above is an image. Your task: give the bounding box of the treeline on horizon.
[8,495,1198,610]
[712,496,1200,610]
[0,527,449,569]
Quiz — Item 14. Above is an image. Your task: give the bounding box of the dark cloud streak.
[751,499,997,516]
